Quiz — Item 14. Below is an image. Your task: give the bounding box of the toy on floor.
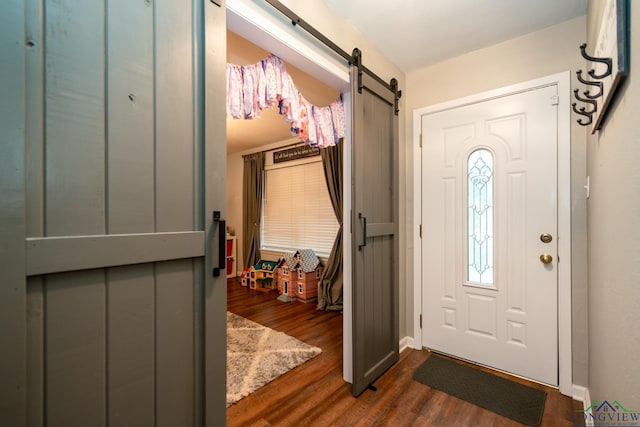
[276,249,323,303]
[239,267,251,287]
[249,260,279,292]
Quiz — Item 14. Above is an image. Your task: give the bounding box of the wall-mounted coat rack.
[572,0,629,133]
[572,45,609,127]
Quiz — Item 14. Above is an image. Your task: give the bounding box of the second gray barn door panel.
[351,68,400,397]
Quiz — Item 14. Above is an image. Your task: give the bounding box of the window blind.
[262,160,339,257]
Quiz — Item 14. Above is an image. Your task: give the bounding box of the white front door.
[421,84,559,385]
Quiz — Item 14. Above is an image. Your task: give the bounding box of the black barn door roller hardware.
[263,0,401,114]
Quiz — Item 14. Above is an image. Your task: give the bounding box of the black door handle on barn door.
[212,210,226,277]
[358,212,367,250]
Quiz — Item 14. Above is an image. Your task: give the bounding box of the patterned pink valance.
[227,54,345,148]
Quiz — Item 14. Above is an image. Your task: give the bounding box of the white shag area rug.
[226,312,322,407]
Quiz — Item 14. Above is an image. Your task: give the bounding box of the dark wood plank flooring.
[226,278,581,426]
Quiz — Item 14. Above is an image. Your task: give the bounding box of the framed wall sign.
[273,144,320,163]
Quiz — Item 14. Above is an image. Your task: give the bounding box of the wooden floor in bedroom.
[226,278,582,427]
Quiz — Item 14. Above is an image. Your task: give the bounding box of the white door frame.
[412,72,572,396]
[226,0,354,383]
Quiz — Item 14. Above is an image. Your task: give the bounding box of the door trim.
[412,72,572,395]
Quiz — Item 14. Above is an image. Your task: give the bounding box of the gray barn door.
[0,0,227,426]
[351,67,400,396]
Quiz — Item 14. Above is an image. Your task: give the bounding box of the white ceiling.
[323,0,587,71]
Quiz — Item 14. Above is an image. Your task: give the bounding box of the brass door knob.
[540,254,553,264]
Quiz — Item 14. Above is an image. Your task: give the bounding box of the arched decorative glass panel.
[467,149,494,285]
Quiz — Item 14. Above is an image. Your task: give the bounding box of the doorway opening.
[224,1,354,409]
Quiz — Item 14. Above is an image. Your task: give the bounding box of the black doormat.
[413,355,546,426]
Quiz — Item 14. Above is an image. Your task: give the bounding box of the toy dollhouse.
[277,249,323,303]
[239,267,251,287]
[249,260,279,292]
[276,252,297,302]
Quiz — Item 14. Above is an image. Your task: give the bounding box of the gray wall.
[405,16,589,386]
[586,0,640,406]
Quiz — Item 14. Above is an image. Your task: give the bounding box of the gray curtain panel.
[317,142,343,311]
[242,152,265,268]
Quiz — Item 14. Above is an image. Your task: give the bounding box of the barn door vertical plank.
[155,0,196,234]
[44,0,106,237]
[45,271,106,427]
[26,282,44,427]
[0,1,27,424]
[106,0,155,234]
[25,1,46,423]
[153,0,201,423]
[43,0,107,425]
[156,260,195,427]
[25,0,45,240]
[103,0,156,423]
[107,265,155,426]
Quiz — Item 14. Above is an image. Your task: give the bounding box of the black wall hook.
[576,70,603,99]
[579,43,612,79]
[573,89,598,115]
[572,103,594,126]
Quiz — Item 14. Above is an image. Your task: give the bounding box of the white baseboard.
[573,384,588,402]
[400,336,414,353]
[573,385,594,427]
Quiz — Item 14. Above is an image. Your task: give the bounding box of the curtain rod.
[263,0,401,98]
